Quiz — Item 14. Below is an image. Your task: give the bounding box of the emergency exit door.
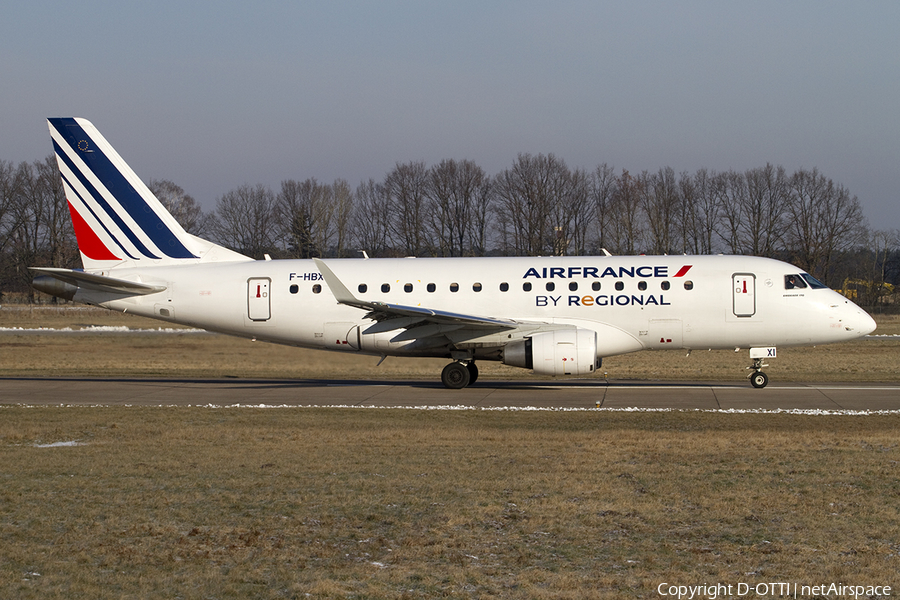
[732,273,756,317]
[248,278,271,321]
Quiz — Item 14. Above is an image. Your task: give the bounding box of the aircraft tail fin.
[47,117,251,271]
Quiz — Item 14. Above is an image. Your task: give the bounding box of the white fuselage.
[74,255,876,361]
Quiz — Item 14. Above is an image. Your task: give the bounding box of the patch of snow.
[34,440,84,448]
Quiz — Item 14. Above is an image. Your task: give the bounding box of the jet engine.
[502,329,599,376]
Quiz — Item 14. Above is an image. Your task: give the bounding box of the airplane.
[31,117,877,389]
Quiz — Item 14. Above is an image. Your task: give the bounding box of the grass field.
[1,306,899,598]
[1,408,899,599]
[1,305,899,382]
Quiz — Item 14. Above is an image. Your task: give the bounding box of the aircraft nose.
[859,310,877,335]
[846,307,877,336]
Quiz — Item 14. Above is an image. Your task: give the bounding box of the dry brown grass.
[1,408,898,598]
[1,306,898,382]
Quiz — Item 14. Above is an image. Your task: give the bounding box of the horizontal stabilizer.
[30,267,166,297]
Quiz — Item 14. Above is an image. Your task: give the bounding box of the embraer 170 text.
[32,118,877,389]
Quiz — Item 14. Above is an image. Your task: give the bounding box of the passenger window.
[290,284,299,294]
[312,284,322,294]
[591,281,601,291]
[381,283,390,293]
[546,282,555,292]
[473,282,482,292]
[638,281,647,291]
[427,283,436,293]
[684,281,693,291]
[569,282,578,292]
[500,282,509,292]
[523,282,532,292]
[615,281,624,291]
[358,284,367,294]
[404,283,413,293]
[785,275,807,290]
[661,281,670,291]
[450,283,459,292]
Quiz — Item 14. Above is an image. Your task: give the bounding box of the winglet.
[313,258,365,308]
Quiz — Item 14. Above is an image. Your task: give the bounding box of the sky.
[3,1,899,231]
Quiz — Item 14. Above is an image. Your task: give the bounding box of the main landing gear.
[441,361,478,389]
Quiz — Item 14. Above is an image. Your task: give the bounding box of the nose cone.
[856,310,877,336]
[842,304,877,337]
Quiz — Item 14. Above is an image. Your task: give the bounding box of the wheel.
[466,362,479,385]
[441,362,470,389]
[750,371,769,389]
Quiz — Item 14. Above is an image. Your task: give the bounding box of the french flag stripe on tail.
[57,162,141,260]
[48,118,197,260]
[66,200,121,261]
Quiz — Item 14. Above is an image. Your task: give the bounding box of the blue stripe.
[49,118,197,259]
[57,166,140,260]
[52,139,159,260]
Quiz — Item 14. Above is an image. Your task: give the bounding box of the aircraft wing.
[313,258,521,342]
[30,267,167,295]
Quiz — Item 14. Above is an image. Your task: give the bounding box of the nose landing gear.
[746,347,775,389]
[748,356,769,388]
[749,367,769,389]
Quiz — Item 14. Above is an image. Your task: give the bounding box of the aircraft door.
[248,278,271,321]
[732,273,756,317]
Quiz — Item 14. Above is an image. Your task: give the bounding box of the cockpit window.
[801,273,828,289]
[784,274,808,289]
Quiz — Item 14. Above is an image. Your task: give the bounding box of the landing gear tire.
[750,371,769,389]
[466,362,479,385]
[441,362,471,389]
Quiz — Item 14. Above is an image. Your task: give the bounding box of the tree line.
[2,153,898,307]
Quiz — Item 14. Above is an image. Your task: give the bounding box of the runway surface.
[2,377,900,412]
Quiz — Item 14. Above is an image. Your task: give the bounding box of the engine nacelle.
[503,329,599,376]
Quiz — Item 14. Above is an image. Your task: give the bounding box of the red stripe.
[67,201,121,261]
[674,265,692,277]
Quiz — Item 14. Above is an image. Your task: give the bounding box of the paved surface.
[2,377,899,411]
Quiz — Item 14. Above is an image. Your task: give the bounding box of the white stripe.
[51,126,167,260]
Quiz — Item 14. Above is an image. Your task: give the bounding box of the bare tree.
[589,163,617,254]
[740,164,788,257]
[331,179,354,258]
[0,160,26,259]
[148,179,208,236]
[603,170,644,255]
[640,167,680,255]
[276,179,332,259]
[352,178,393,257]
[384,161,429,256]
[494,153,582,256]
[426,159,492,256]
[682,169,720,255]
[30,156,77,269]
[209,184,277,258]
[564,167,591,256]
[785,168,867,284]
[4,158,77,299]
[715,170,747,254]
